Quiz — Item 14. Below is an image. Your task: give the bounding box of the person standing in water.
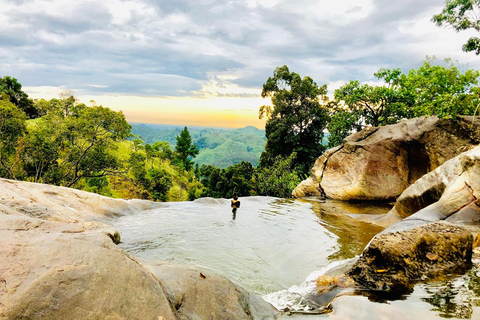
[231,195,240,219]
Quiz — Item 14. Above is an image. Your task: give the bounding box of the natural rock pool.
[112,197,480,319]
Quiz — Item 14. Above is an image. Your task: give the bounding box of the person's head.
[233,195,238,200]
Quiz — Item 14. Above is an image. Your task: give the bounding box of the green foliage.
[334,69,411,127]
[328,58,480,148]
[326,109,361,148]
[131,124,266,168]
[17,98,132,187]
[128,151,147,183]
[146,168,172,201]
[174,127,199,171]
[433,0,480,54]
[0,76,37,118]
[259,65,329,174]
[199,161,255,198]
[0,77,207,202]
[56,104,131,186]
[399,58,480,118]
[22,117,61,183]
[83,177,112,196]
[0,100,27,178]
[255,153,300,198]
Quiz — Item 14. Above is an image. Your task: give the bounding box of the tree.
[0,76,37,118]
[23,103,132,187]
[22,118,61,183]
[398,58,480,118]
[259,65,330,174]
[334,68,411,128]
[327,58,480,148]
[255,153,300,198]
[225,161,255,197]
[433,0,480,54]
[145,168,172,201]
[174,127,199,171]
[326,108,361,148]
[58,105,132,186]
[199,161,255,198]
[0,100,26,178]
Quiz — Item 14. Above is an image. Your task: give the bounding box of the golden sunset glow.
[24,87,269,129]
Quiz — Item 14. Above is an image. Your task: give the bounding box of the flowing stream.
[112,197,480,319]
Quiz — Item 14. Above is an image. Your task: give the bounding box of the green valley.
[131,124,266,168]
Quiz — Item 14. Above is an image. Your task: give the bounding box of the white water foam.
[263,257,358,312]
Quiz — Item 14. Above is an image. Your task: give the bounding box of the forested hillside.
[2,55,480,201]
[131,124,266,167]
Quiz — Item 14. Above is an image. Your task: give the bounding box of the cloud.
[1,0,480,103]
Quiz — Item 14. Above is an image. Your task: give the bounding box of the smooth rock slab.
[0,179,278,320]
[149,263,278,320]
[0,215,177,320]
[374,145,480,227]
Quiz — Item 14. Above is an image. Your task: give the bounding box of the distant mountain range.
[130,123,267,168]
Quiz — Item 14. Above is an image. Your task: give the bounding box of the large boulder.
[347,222,473,292]
[373,145,480,227]
[314,146,480,300]
[0,179,277,320]
[0,215,177,320]
[149,263,278,320]
[293,116,480,201]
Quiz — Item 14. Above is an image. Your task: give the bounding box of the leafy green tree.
[334,68,411,128]
[199,161,255,198]
[326,108,361,148]
[259,65,329,174]
[433,0,480,54]
[328,59,480,148]
[131,135,144,152]
[153,141,173,160]
[398,58,480,118]
[144,141,172,167]
[0,100,27,178]
[225,161,255,197]
[255,153,300,198]
[128,151,147,184]
[84,177,112,196]
[174,127,199,171]
[0,76,37,118]
[199,164,227,198]
[22,118,61,183]
[59,105,131,186]
[146,168,172,201]
[24,103,131,187]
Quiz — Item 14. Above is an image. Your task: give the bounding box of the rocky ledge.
[293,116,480,201]
[315,145,480,301]
[0,179,277,320]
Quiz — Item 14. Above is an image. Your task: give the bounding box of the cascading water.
[112,197,480,319]
[263,258,358,313]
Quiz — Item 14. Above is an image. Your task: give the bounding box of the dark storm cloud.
[0,0,477,97]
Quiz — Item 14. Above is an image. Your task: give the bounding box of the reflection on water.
[306,200,385,261]
[111,197,480,319]
[113,197,383,295]
[420,264,480,319]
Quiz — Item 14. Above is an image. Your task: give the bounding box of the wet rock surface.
[311,146,480,308]
[347,222,473,292]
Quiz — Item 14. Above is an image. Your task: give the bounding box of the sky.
[1,0,480,128]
